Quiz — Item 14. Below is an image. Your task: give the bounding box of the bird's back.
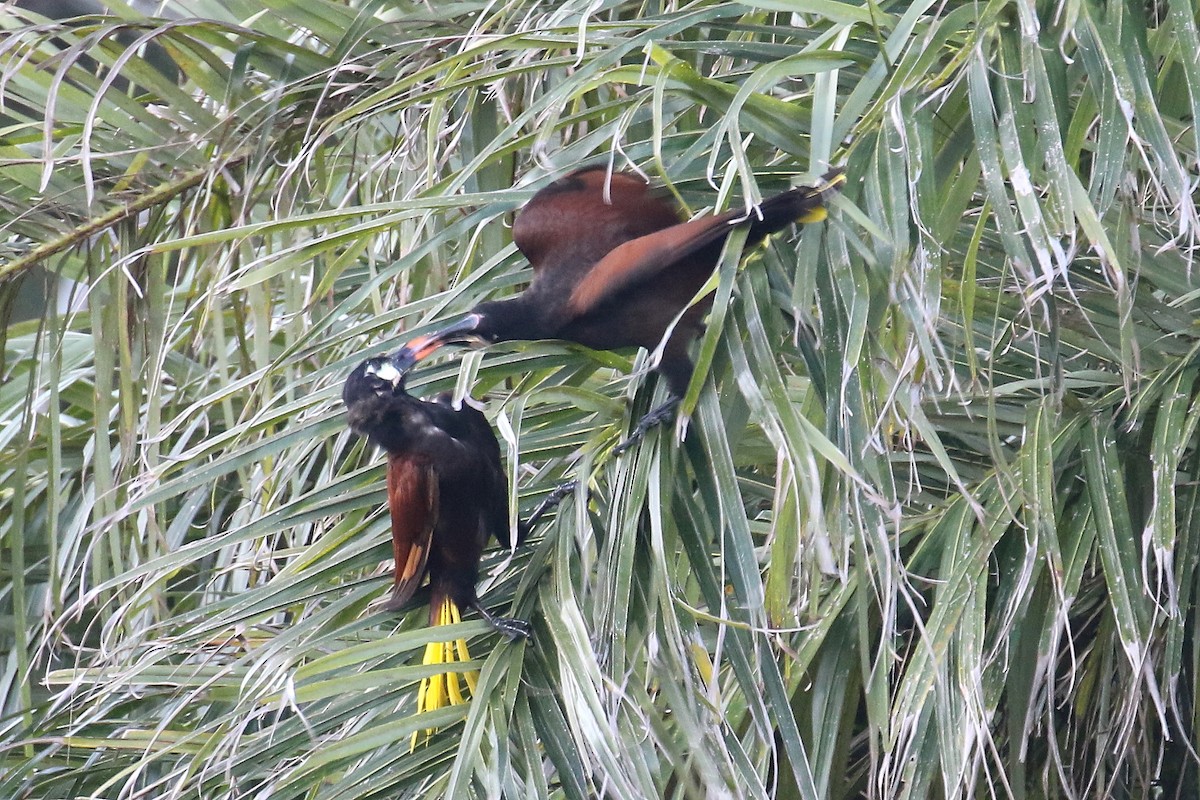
[512,166,682,281]
[424,394,512,547]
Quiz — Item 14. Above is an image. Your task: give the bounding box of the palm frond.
[3,1,1199,797]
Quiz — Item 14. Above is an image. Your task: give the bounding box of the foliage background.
[2,0,1199,797]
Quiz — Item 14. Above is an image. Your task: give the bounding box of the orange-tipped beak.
[392,314,484,372]
[400,333,446,363]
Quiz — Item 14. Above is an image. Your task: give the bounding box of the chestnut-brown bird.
[343,353,528,632]
[392,165,846,446]
[343,353,528,738]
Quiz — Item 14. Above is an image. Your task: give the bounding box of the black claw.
[613,396,681,455]
[524,479,578,531]
[473,602,532,640]
[492,617,533,639]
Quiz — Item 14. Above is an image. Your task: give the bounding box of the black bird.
[392,165,846,447]
[342,353,529,734]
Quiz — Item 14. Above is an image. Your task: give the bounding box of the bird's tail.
[410,595,478,750]
[752,166,847,233]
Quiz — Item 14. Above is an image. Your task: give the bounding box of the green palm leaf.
[3,1,1199,797]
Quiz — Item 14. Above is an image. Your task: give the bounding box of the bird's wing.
[564,211,740,318]
[513,167,681,274]
[565,172,845,318]
[384,453,438,609]
[437,399,515,548]
[479,434,517,548]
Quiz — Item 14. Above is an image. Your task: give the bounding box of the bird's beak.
[391,313,484,371]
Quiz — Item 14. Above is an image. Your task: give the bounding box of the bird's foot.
[473,602,532,640]
[613,397,681,455]
[491,617,534,639]
[523,479,578,531]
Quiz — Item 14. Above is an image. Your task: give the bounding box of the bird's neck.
[473,295,548,342]
[349,393,429,453]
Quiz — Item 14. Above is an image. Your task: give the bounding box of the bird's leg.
[613,396,681,456]
[521,397,678,534]
[523,479,578,531]
[472,601,532,640]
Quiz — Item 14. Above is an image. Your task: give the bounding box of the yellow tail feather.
[410,597,479,750]
[795,169,847,223]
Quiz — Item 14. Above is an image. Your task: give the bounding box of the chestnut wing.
[513,167,681,275]
[382,453,438,610]
[564,212,738,318]
[564,172,845,319]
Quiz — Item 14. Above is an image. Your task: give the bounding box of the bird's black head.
[343,353,418,443]
[342,354,408,409]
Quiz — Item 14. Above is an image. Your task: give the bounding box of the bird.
[390,164,846,450]
[342,353,529,741]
